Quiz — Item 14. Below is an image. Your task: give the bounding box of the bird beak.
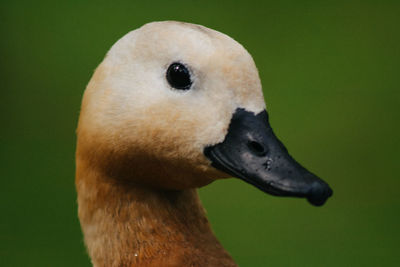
[204,108,333,206]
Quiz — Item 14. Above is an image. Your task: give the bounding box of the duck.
[75,21,333,267]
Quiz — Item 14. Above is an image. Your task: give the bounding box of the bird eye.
[166,62,192,90]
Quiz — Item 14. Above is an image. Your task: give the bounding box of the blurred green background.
[1,0,399,266]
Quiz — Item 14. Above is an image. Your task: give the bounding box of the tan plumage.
[76,21,266,266]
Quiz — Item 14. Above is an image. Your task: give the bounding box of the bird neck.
[76,159,236,267]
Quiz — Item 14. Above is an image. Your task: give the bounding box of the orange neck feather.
[76,157,236,267]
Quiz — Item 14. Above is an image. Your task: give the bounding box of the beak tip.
[306,181,333,206]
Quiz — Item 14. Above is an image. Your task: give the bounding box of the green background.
[1,0,399,266]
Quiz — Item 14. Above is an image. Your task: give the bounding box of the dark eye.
[166,62,192,90]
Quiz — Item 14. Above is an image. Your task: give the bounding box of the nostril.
[247,141,267,157]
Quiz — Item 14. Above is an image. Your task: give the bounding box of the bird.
[75,21,333,267]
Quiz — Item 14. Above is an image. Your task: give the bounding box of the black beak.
[204,108,333,206]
